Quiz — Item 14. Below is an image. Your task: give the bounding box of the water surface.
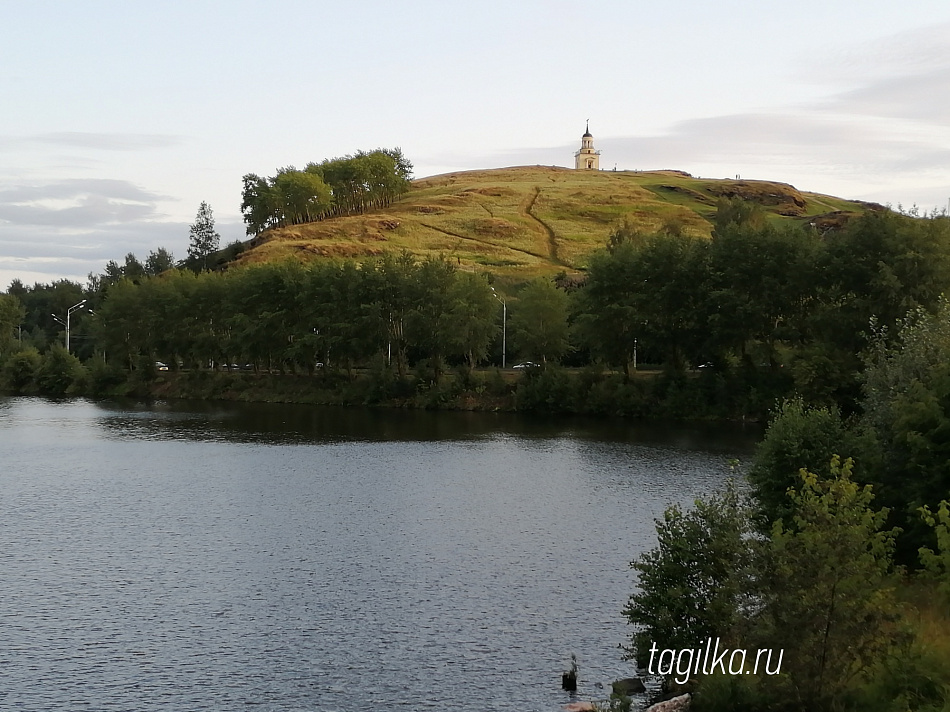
[0,398,758,711]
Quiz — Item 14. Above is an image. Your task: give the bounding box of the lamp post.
[491,287,506,369]
[51,299,87,353]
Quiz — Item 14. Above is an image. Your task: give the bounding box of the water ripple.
[0,397,756,711]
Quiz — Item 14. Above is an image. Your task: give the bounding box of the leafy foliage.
[0,293,25,358]
[748,398,876,526]
[187,201,221,271]
[632,460,909,712]
[918,500,950,604]
[1,347,41,392]
[761,458,905,711]
[35,345,86,396]
[862,297,950,555]
[241,148,412,235]
[624,483,757,664]
[509,278,570,364]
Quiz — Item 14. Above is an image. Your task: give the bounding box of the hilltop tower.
[574,121,600,170]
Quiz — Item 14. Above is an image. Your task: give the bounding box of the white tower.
[574,121,600,170]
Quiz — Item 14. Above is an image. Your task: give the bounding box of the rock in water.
[612,677,646,695]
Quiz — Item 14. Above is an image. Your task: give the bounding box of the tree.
[187,201,221,271]
[273,169,332,225]
[35,344,86,395]
[405,256,458,382]
[123,252,147,283]
[861,297,950,556]
[448,271,499,368]
[624,483,757,666]
[241,173,279,235]
[622,233,709,371]
[627,460,906,710]
[918,499,950,604]
[748,398,876,527]
[575,240,641,381]
[145,247,175,276]
[706,222,818,363]
[0,293,25,359]
[360,251,418,378]
[509,278,570,364]
[0,347,40,392]
[761,458,904,711]
[807,211,950,407]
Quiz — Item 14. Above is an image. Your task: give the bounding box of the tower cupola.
[574,121,600,170]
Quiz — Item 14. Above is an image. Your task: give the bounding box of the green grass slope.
[236,165,874,280]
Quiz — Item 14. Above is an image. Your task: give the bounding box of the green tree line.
[89,253,503,382]
[240,148,412,234]
[4,200,950,413]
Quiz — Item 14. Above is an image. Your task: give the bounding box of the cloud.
[491,110,948,175]
[0,132,185,151]
[0,179,169,227]
[473,23,950,208]
[808,21,950,83]
[823,67,950,123]
[0,217,248,287]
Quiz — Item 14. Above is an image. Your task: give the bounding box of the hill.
[234,165,874,280]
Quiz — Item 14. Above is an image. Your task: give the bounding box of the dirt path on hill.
[417,221,549,263]
[521,187,567,266]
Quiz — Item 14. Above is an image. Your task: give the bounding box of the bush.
[35,346,86,396]
[748,398,879,526]
[691,673,762,712]
[624,482,757,666]
[758,458,907,711]
[362,358,416,403]
[1,347,41,392]
[514,366,576,413]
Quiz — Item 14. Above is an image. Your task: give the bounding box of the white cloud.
[0,132,185,151]
[0,179,168,227]
[474,22,950,208]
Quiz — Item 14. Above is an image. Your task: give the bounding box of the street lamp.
[491,287,506,369]
[51,299,87,353]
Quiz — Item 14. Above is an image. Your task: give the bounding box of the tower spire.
[575,121,600,170]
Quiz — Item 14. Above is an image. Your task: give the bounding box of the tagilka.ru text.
[647,639,784,684]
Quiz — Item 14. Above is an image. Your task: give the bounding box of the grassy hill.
[234,165,873,281]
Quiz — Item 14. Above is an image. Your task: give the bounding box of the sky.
[2,0,950,288]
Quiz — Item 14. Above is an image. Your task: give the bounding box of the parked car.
[155,361,169,371]
[512,361,540,370]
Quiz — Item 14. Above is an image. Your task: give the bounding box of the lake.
[0,397,759,711]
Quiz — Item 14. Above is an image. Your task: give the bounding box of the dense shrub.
[86,357,126,396]
[35,346,86,396]
[1,347,41,392]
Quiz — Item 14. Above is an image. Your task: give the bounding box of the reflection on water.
[0,397,759,711]
[86,397,762,449]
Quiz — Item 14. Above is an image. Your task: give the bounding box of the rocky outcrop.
[708,180,807,216]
